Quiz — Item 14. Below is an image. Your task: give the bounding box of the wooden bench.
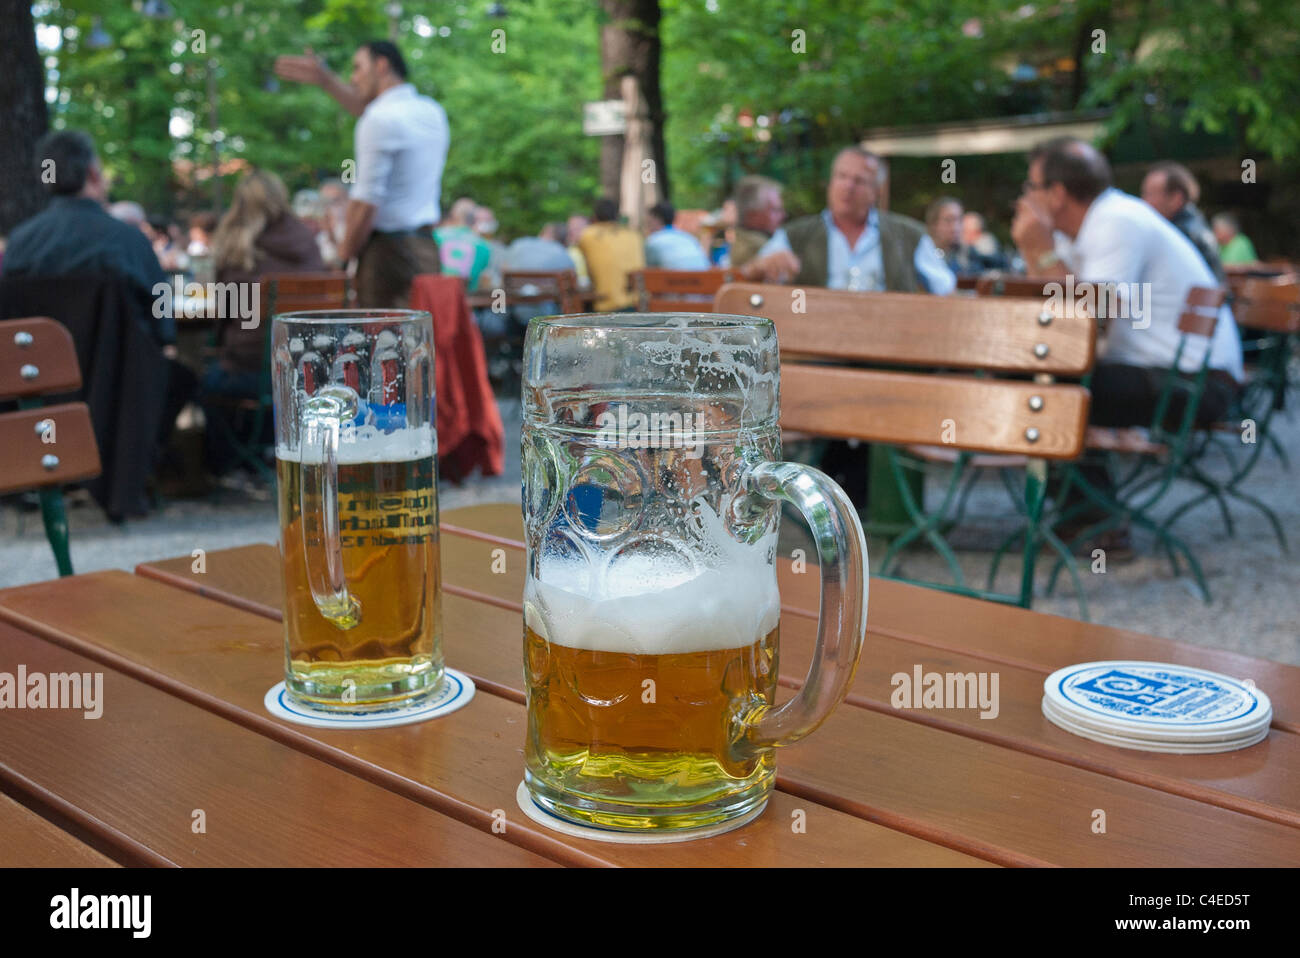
[0,317,101,576]
[632,268,736,312]
[713,283,1093,611]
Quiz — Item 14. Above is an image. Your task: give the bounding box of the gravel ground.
[2,394,1296,666]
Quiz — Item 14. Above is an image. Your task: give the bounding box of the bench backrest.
[711,283,1093,460]
[0,318,101,492]
[0,317,81,398]
[261,271,349,318]
[501,269,581,313]
[1233,278,1299,334]
[713,283,1095,376]
[634,268,736,312]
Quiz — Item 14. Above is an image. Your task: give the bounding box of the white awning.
[860,110,1111,157]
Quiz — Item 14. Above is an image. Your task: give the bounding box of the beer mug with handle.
[272,309,443,711]
[522,313,867,831]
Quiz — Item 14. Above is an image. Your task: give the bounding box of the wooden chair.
[501,269,582,315]
[1158,279,1297,552]
[0,318,102,576]
[482,270,583,388]
[1047,287,1231,602]
[264,271,349,314]
[633,268,736,312]
[713,283,1094,612]
[206,272,349,481]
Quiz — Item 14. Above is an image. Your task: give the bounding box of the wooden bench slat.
[713,283,1096,375]
[0,317,82,399]
[0,403,102,494]
[0,620,555,867]
[0,573,983,867]
[780,365,1090,459]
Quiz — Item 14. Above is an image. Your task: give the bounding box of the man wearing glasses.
[1011,137,1242,432]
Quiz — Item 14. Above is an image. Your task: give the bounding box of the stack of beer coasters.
[1041,661,1271,754]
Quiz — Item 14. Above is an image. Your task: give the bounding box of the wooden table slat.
[0,789,119,867]
[0,620,556,867]
[8,567,1299,865]
[132,518,1300,836]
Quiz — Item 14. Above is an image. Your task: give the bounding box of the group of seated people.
[673,140,1256,550]
[1,130,327,492]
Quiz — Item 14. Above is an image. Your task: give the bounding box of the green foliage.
[39,0,601,231]
[1084,1,1300,162]
[34,0,1300,233]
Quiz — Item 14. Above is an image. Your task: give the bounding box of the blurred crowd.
[0,35,1275,520]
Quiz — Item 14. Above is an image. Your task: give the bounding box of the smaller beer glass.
[522,313,868,831]
[272,310,443,711]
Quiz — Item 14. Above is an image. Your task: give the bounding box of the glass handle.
[739,460,868,750]
[299,384,361,630]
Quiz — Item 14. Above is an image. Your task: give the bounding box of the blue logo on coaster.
[1074,670,1190,706]
[1055,663,1263,726]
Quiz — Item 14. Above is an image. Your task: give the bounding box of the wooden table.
[1,503,1297,867]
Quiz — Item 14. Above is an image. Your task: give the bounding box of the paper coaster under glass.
[264,668,475,729]
[1041,661,1271,754]
[514,782,767,844]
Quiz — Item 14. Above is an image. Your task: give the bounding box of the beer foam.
[525,505,780,654]
[276,424,434,463]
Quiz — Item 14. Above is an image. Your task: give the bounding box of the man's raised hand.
[274,47,328,87]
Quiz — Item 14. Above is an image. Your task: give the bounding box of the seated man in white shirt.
[1012,137,1242,431]
[276,40,448,307]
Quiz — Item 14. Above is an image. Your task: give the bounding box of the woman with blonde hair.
[202,169,323,475]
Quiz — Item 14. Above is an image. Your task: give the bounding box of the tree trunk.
[0,0,51,233]
[598,0,667,208]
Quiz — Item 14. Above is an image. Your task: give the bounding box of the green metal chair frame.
[1156,282,1296,550]
[1043,289,1227,602]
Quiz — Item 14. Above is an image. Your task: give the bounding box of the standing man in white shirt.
[1012,137,1242,430]
[276,41,448,307]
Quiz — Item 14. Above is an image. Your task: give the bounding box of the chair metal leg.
[878,449,969,589]
[1040,523,1090,621]
[38,487,74,577]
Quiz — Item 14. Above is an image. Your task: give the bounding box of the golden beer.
[277,450,443,710]
[523,534,782,830]
[524,623,779,829]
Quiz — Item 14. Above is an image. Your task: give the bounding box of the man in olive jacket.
[740,147,954,294]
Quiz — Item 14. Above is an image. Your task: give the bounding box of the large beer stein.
[522,314,867,831]
[272,309,442,711]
